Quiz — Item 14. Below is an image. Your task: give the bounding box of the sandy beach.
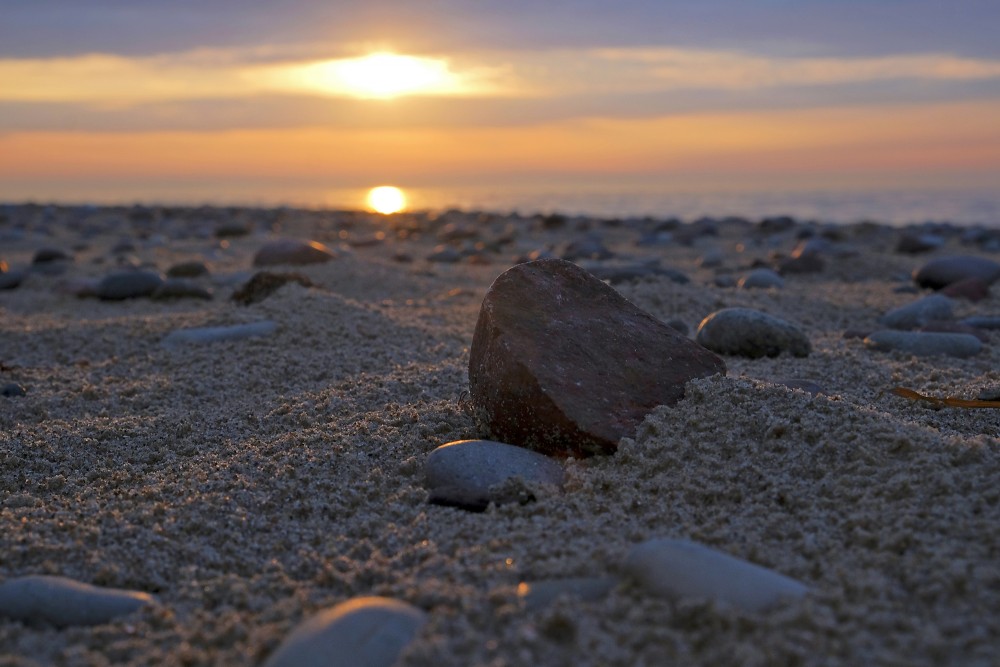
[1,204,998,666]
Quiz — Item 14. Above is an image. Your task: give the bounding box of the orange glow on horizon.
[2,101,999,186]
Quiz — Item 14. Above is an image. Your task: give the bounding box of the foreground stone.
[696,308,810,358]
[424,439,564,511]
[623,538,808,612]
[469,259,725,457]
[864,330,983,358]
[263,596,426,667]
[0,575,155,627]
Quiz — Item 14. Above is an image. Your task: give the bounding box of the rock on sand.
[0,575,155,627]
[468,259,725,457]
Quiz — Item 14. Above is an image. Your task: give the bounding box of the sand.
[1,205,998,666]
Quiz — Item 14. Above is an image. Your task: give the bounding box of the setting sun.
[281,52,462,99]
[367,185,407,214]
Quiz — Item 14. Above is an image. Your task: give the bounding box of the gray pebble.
[96,270,164,300]
[622,538,808,612]
[263,596,426,667]
[864,330,982,358]
[696,308,810,358]
[425,439,564,511]
[737,268,784,289]
[0,269,27,290]
[0,575,155,627]
[161,320,277,346]
[879,293,954,330]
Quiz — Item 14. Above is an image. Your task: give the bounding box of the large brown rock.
[469,259,726,457]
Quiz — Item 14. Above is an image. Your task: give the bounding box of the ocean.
[4,183,999,228]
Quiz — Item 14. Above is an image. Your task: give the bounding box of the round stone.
[696,308,810,358]
[424,439,564,511]
[0,575,155,627]
[879,294,954,330]
[95,270,164,300]
[864,330,983,358]
[262,596,426,667]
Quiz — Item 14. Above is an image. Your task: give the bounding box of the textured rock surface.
[696,308,811,358]
[424,439,564,511]
[469,259,725,457]
[0,575,155,627]
[623,538,809,612]
[262,596,426,667]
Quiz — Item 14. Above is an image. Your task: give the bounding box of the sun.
[367,186,407,214]
[289,52,461,99]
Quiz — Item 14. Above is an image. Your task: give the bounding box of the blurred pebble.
[879,294,954,330]
[913,255,1000,289]
[253,238,336,267]
[864,330,982,358]
[161,320,277,346]
[623,538,808,612]
[697,308,810,358]
[738,268,784,289]
[151,278,212,300]
[1,383,26,397]
[940,277,990,302]
[518,577,616,611]
[166,260,210,278]
[262,596,426,667]
[95,270,164,300]
[424,439,564,512]
[0,575,155,627]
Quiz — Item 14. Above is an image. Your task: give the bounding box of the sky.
[1,1,999,208]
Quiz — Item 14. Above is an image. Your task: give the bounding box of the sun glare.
[367,186,407,214]
[290,52,460,99]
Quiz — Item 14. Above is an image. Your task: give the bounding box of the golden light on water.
[367,186,407,214]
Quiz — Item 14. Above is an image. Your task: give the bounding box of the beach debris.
[161,320,277,346]
[253,238,336,267]
[696,308,810,358]
[913,255,1000,289]
[889,387,1000,408]
[879,294,954,330]
[262,596,426,667]
[0,575,155,627]
[864,330,982,358]
[424,439,564,511]
[468,258,726,457]
[94,269,164,300]
[517,577,616,611]
[737,267,784,289]
[622,538,809,612]
[231,271,315,305]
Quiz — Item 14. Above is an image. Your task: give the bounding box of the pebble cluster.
[1,202,999,664]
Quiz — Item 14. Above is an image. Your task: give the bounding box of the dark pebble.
[1,383,26,397]
[95,270,164,300]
